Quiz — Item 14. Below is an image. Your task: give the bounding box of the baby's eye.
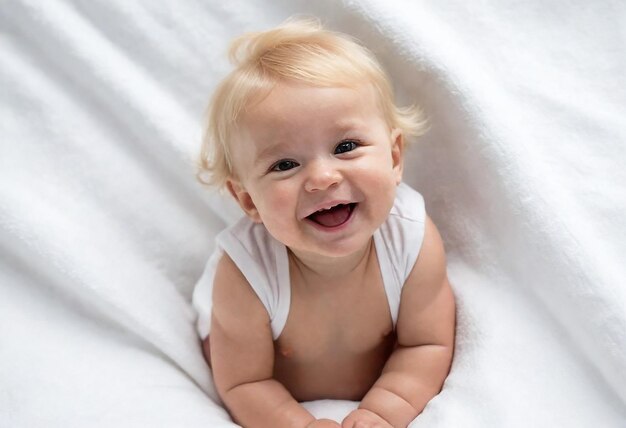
[334,140,359,154]
[270,160,299,172]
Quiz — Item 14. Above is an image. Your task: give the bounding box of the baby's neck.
[287,239,374,287]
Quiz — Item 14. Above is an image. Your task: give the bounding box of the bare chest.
[272,262,396,401]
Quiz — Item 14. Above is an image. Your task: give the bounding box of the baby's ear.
[226,179,262,223]
[391,129,404,184]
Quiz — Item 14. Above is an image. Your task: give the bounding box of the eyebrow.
[255,141,292,165]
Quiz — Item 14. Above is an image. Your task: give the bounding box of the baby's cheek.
[252,185,288,214]
[257,194,297,231]
[269,191,298,214]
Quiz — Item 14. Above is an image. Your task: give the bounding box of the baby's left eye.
[334,140,359,154]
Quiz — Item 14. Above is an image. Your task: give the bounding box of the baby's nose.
[303,160,341,192]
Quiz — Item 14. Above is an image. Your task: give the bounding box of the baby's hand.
[306,418,342,428]
[342,409,393,428]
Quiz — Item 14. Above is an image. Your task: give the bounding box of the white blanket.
[1,0,625,426]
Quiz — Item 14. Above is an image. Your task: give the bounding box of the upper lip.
[301,200,355,219]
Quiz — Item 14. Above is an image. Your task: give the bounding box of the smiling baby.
[192,17,456,428]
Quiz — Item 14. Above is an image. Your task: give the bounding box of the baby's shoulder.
[216,216,281,273]
[211,252,271,329]
[216,216,282,288]
[387,182,426,224]
[218,215,273,252]
[378,183,427,274]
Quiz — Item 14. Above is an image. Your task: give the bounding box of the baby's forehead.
[231,86,388,161]
[240,82,384,125]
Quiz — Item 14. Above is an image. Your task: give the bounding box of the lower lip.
[305,203,357,232]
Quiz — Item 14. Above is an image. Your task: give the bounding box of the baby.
[193,18,456,428]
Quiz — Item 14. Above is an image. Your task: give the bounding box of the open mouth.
[306,203,357,228]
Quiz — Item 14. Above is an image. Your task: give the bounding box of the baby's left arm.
[344,215,456,428]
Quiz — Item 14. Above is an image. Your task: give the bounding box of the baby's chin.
[283,232,376,262]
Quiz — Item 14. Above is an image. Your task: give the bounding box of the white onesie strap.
[192,248,222,340]
[374,183,426,327]
[217,220,291,340]
[271,239,291,339]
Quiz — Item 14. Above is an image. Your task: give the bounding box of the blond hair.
[197,17,428,188]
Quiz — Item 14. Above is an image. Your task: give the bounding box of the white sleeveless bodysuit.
[192,182,426,340]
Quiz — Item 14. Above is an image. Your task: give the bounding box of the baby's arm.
[344,215,456,428]
[210,254,338,428]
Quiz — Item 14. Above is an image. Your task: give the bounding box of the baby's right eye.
[270,160,299,172]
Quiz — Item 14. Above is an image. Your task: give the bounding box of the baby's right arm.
[210,254,337,428]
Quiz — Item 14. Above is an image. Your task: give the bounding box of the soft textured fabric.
[192,182,426,340]
[2,1,625,427]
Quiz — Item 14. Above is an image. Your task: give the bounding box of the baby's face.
[227,82,403,260]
